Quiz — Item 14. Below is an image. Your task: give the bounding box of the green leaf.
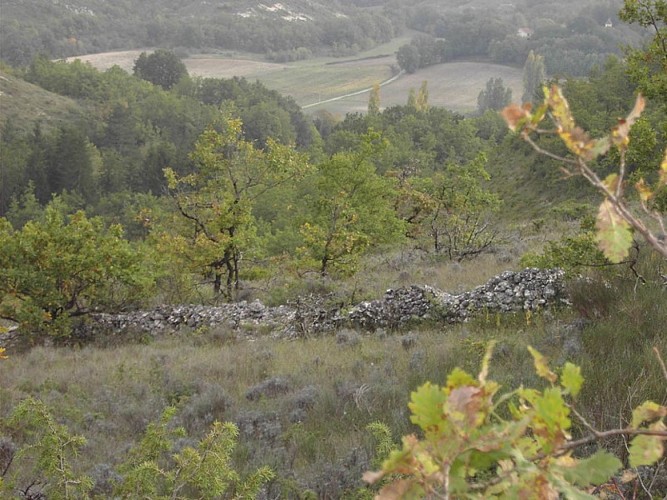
[409,382,447,432]
[595,199,633,263]
[559,451,621,486]
[629,434,665,467]
[587,137,611,160]
[551,476,598,500]
[528,346,557,383]
[446,367,476,392]
[560,363,583,398]
[631,401,667,429]
[533,387,571,434]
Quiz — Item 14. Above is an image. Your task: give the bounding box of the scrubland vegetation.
[1,0,667,498]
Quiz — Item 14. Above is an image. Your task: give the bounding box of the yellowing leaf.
[635,178,653,203]
[595,199,633,264]
[611,94,645,150]
[660,149,667,186]
[528,346,557,383]
[478,340,496,384]
[602,174,620,193]
[546,85,575,131]
[631,401,667,429]
[629,434,664,467]
[561,363,583,398]
[559,127,599,159]
[0,347,7,359]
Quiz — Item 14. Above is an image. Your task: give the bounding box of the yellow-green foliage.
[117,406,274,499]
[0,203,153,336]
[4,397,93,500]
[3,402,274,499]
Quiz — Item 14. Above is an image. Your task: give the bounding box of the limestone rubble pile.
[346,268,566,329]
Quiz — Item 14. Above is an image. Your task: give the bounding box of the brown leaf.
[612,94,645,149]
[448,386,485,427]
[501,104,531,132]
[362,470,385,485]
[620,470,638,484]
[376,479,414,500]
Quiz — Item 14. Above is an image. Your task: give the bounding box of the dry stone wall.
[88,267,567,337]
[346,268,566,329]
[0,268,567,348]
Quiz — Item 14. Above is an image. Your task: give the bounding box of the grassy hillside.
[0,70,86,134]
[1,250,666,497]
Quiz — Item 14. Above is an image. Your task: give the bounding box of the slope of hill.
[0,70,86,134]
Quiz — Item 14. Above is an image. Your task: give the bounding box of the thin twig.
[653,347,667,382]
[558,428,667,454]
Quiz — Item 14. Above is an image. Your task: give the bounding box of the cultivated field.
[307,62,524,116]
[66,38,523,116]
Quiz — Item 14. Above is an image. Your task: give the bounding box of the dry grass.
[0,70,85,134]
[0,318,550,493]
[2,267,666,495]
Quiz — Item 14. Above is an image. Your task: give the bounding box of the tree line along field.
[67,47,523,115]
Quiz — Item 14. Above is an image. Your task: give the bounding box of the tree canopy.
[133,49,189,90]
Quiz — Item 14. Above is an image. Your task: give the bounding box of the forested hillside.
[1,0,666,498]
[393,0,648,76]
[0,0,397,66]
[0,0,649,77]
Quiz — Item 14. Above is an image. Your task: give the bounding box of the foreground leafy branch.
[502,85,667,262]
[364,344,667,499]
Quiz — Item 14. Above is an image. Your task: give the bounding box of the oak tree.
[0,204,151,335]
[299,133,405,276]
[164,118,311,298]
